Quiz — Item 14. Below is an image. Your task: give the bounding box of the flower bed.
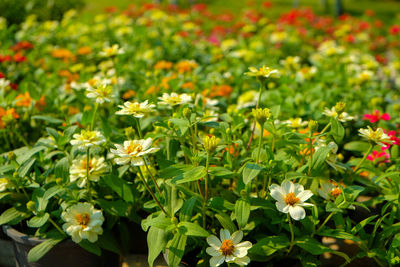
[0,2,400,266]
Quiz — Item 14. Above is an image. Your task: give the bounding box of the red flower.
[262,1,273,8]
[363,110,390,123]
[367,150,390,163]
[0,72,4,78]
[0,54,12,62]
[13,53,27,63]
[390,25,400,35]
[10,41,33,52]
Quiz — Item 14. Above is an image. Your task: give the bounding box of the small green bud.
[252,108,271,125]
[182,108,191,120]
[7,152,16,161]
[56,178,64,185]
[203,135,220,152]
[26,201,36,212]
[334,102,346,114]
[124,127,136,140]
[171,217,178,225]
[308,120,319,133]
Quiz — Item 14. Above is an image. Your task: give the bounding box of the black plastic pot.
[3,225,120,267]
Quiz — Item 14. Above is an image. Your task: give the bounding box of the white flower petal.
[289,205,305,221]
[210,255,225,267]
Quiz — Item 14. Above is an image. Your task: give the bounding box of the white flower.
[86,83,113,104]
[359,126,393,146]
[323,107,354,122]
[0,78,10,90]
[62,203,104,243]
[158,93,192,106]
[70,130,105,149]
[206,229,252,267]
[110,138,159,166]
[70,156,107,188]
[284,118,308,128]
[115,100,155,118]
[269,180,314,221]
[237,90,258,109]
[99,44,124,57]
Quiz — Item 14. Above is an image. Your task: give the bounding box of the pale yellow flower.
[158,92,192,106]
[70,130,105,149]
[70,156,107,188]
[359,126,392,146]
[110,138,159,166]
[116,100,155,118]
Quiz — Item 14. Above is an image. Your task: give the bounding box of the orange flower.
[35,96,46,111]
[51,48,76,62]
[146,85,160,95]
[222,143,240,157]
[161,74,177,89]
[58,70,79,83]
[0,108,19,129]
[77,46,92,55]
[68,107,79,115]
[182,81,195,90]
[175,60,198,74]
[122,89,136,100]
[15,92,32,107]
[154,60,173,70]
[206,85,233,98]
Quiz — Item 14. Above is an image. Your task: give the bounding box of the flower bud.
[171,217,178,225]
[203,135,220,152]
[125,127,136,140]
[7,152,16,161]
[26,201,36,212]
[182,108,191,120]
[56,177,64,185]
[308,120,319,133]
[334,102,346,114]
[252,108,271,125]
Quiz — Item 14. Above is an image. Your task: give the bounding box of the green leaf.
[32,115,63,124]
[79,240,101,256]
[250,235,289,256]
[28,236,65,262]
[148,227,167,267]
[27,213,50,228]
[209,197,235,211]
[97,231,120,254]
[142,215,173,231]
[55,157,69,180]
[296,237,350,263]
[330,118,345,143]
[0,164,16,174]
[103,174,134,203]
[0,207,28,225]
[242,163,263,185]
[97,199,128,217]
[215,213,236,233]
[168,233,187,267]
[18,158,36,178]
[171,166,206,184]
[179,196,198,222]
[344,141,370,152]
[235,199,250,228]
[311,146,331,172]
[318,229,361,243]
[177,222,208,237]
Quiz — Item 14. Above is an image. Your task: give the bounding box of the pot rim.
[2,225,75,247]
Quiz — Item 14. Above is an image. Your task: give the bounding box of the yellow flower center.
[330,188,342,198]
[126,143,143,154]
[81,159,93,170]
[220,239,235,256]
[75,213,90,227]
[168,96,181,104]
[285,192,300,206]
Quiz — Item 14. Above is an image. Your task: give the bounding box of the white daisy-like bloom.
[158,93,192,106]
[206,229,252,267]
[359,126,393,146]
[110,138,159,166]
[237,90,258,109]
[70,130,105,150]
[0,78,10,90]
[115,100,155,118]
[70,156,107,188]
[62,203,104,243]
[283,118,308,129]
[99,44,124,57]
[269,180,314,221]
[323,107,354,122]
[318,180,343,200]
[86,83,113,104]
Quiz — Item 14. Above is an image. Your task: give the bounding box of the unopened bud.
[125,127,136,140]
[252,108,271,125]
[56,178,64,185]
[308,120,319,133]
[203,135,220,152]
[334,102,346,114]
[182,108,191,120]
[8,152,16,161]
[26,201,36,212]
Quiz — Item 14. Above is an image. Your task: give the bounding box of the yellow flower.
[110,138,159,166]
[70,156,107,188]
[158,93,192,106]
[203,135,220,152]
[70,130,105,149]
[245,66,279,79]
[99,44,124,57]
[252,108,271,125]
[62,203,104,243]
[359,127,392,146]
[116,100,155,118]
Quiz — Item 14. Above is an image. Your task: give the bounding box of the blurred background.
[1,0,400,25]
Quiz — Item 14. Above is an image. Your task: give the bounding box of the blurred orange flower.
[15,92,32,107]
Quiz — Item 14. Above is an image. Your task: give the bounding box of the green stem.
[135,118,143,139]
[353,144,373,174]
[143,158,162,196]
[247,80,264,149]
[307,132,313,176]
[90,102,99,130]
[287,214,295,255]
[137,167,170,217]
[203,152,211,228]
[315,212,334,234]
[49,218,66,237]
[319,122,331,135]
[86,147,92,201]
[256,125,263,164]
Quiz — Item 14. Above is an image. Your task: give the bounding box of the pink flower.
[390,25,400,35]
[382,130,400,150]
[363,110,390,123]
[367,150,390,164]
